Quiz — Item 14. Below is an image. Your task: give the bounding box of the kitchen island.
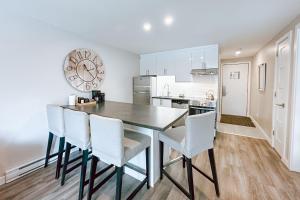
[62,101,187,186]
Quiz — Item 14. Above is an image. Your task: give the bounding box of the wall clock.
[64,48,105,92]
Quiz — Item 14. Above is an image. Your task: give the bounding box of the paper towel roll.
[69,95,76,105]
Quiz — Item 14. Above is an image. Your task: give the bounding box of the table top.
[62,101,188,131]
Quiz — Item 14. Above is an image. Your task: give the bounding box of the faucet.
[163,83,170,97]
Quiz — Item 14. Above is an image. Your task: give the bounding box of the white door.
[273,35,291,158]
[222,63,249,116]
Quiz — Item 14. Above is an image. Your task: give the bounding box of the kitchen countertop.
[152,96,193,101]
[62,101,188,131]
[152,96,217,108]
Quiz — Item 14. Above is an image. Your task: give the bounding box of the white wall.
[0,15,139,177]
[156,76,218,98]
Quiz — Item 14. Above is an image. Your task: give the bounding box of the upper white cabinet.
[175,50,192,82]
[139,44,218,81]
[204,45,218,69]
[156,52,176,76]
[191,48,205,69]
[191,45,219,69]
[140,54,157,75]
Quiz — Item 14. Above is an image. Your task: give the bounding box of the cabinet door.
[156,53,175,76]
[152,98,161,106]
[160,99,172,107]
[205,45,218,69]
[175,51,192,82]
[191,48,206,69]
[140,54,157,75]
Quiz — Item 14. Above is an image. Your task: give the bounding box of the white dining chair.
[159,111,220,200]
[61,109,91,200]
[45,105,65,179]
[88,114,151,200]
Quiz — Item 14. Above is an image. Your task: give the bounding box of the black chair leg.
[61,142,71,186]
[145,147,150,189]
[87,156,98,200]
[186,158,195,200]
[115,166,123,200]
[55,137,65,179]
[44,132,54,168]
[159,141,164,180]
[182,155,186,168]
[79,149,89,200]
[208,148,220,197]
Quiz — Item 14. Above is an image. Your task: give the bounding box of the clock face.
[64,48,105,92]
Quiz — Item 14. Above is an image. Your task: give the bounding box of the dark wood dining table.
[61,101,188,186]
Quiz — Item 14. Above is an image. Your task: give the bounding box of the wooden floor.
[1,133,300,200]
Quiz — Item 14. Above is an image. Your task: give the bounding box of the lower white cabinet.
[152,98,172,108]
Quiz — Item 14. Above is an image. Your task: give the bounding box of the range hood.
[190,68,218,75]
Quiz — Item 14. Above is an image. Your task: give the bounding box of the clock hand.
[87,67,95,71]
[83,64,95,78]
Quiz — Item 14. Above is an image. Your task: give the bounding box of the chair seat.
[159,126,186,155]
[124,130,151,164]
[93,129,151,167]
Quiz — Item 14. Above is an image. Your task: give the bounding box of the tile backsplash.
[156,75,218,98]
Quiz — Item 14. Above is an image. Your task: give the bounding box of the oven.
[189,106,215,115]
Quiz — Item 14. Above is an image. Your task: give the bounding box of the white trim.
[220,131,265,140]
[249,115,272,144]
[272,31,293,164]
[289,23,300,172]
[220,61,251,117]
[0,176,5,186]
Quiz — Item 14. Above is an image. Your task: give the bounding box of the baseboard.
[249,115,272,145]
[0,176,5,186]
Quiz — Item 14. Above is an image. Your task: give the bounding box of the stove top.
[189,99,216,108]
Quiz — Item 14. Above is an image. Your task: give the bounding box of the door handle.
[222,86,226,96]
[275,103,285,108]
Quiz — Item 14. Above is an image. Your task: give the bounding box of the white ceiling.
[2,0,300,58]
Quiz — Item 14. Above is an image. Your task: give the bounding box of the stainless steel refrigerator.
[133,76,157,105]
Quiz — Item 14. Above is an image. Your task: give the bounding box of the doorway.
[273,31,292,160]
[221,63,250,116]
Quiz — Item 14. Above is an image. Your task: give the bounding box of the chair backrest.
[184,111,216,157]
[90,114,124,167]
[64,109,90,150]
[47,105,64,137]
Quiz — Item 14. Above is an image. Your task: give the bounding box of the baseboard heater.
[5,155,57,183]
[4,146,80,184]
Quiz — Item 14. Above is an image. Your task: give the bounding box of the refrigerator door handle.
[134,91,150,94]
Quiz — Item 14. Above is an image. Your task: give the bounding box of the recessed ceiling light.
[164,16,174,26]
[235,50,241,56]
[143,23,152,32]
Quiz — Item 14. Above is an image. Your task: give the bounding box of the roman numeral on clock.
[70,57,78,65]
[77,51,83,60]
